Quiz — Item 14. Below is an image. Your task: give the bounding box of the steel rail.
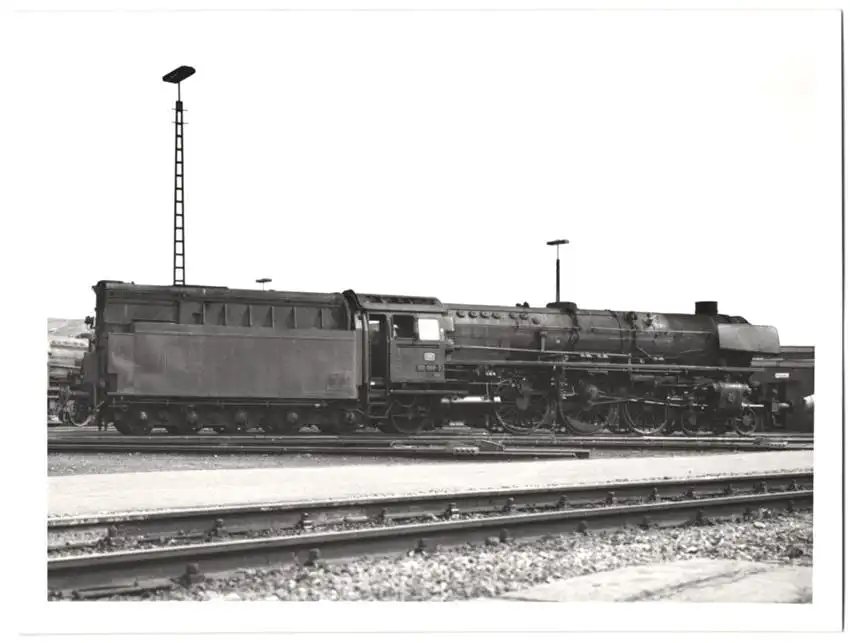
[47,434,812,451]
[47,425,811,441]
[45,441,591,459]
[48,472,812,597]
[49,435,813,444]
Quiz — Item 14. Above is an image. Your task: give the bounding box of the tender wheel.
[316,409,360,435]
[623,401,669,436]
[165,419,201,435]
[492,378,551,434]
[262,418,295,435]
[114,414,153,436]
[734,407,761,436]
[113,422,131,436]
[216,410,249,434]
[386,397,431,435]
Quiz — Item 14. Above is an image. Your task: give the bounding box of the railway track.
[47,432,812,457]
[48,425,813,442]
[48,471,813,598]
[47,439,590,459]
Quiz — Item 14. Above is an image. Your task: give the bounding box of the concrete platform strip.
[489,559,813,603]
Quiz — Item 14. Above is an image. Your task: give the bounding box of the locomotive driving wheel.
[492,378,551,434]
[623,400,669,436]
[560,403,618,435]
[678,408,703,436]
[556,380,616,435]
[386,397,431,435]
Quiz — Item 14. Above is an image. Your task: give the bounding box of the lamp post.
[256,278,272,291]
[545,239,569,303]
[162,65,196,287]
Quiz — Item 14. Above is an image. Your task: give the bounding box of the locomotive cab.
[365,313,447,384]
[367,316,446,383]
[344,291,449,386]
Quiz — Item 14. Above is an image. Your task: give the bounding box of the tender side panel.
[106,324,358,400]
[717,324,781,355]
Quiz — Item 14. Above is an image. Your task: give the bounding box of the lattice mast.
[162,66,196,286]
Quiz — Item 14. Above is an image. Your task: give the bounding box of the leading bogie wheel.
[734,407,762,436]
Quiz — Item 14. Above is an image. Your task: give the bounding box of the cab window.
[393,315,416,339]
[417,318,441,342]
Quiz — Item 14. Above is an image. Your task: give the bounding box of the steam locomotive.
[76,280,788,436]
[48,335,92,426]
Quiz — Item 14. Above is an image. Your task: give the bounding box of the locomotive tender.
[79,280,783,436]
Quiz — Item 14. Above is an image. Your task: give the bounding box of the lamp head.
[162,66,196,84]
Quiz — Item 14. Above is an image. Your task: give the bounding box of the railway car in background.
[751,346,815,433]
[78,280,788,437]
[48,335,92,426]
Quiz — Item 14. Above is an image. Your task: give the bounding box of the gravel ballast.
[92,509,813,602]
[47,452,420,476]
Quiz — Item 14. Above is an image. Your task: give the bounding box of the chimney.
[695,301,718,316]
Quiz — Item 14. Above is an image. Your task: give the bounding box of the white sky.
[21,8,841,344]
[9,4,846,634]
